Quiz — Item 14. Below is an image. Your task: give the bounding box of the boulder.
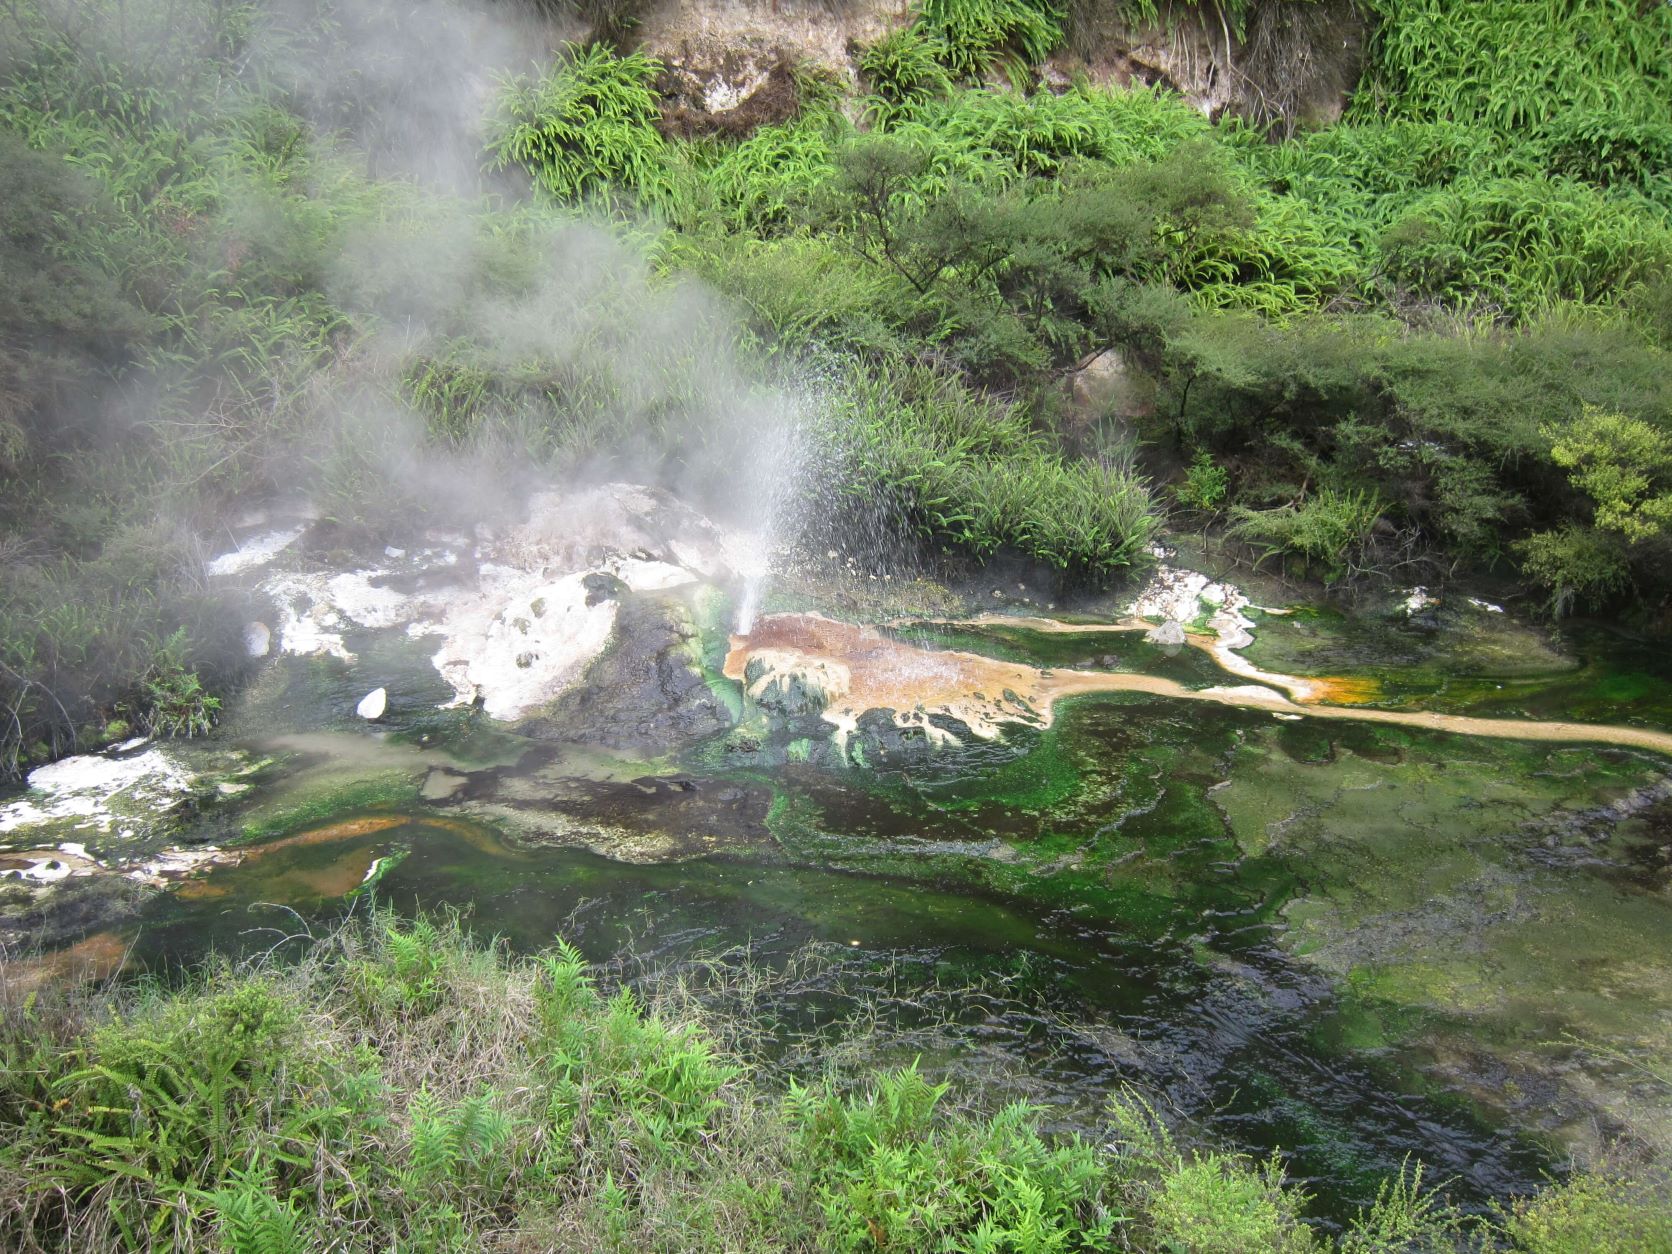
[1146,620,1187,647]
[528,592,734,752]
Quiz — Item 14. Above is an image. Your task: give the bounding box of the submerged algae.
[1212,721,1672,1156]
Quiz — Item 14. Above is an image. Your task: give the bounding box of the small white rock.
[1401,587,1438,615]
[1146,620,1187,646]
[243,621,271,658]
[356,687,388,721]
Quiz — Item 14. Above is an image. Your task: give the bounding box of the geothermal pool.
[5,492,1672,1221]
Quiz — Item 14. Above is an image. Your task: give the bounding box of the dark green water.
[22,599,1672,1223]
[126,805,1552,1219]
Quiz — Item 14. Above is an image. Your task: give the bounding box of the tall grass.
[824,362,1159,579]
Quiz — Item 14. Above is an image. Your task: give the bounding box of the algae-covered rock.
[456,763,775,863]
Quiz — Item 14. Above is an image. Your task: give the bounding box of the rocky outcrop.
[529,591,735,752]
[658,55,805,138]
[633,0,894,108]
[213,483,760,726]
[1049,0,1365,129]
[628,0,1366,131]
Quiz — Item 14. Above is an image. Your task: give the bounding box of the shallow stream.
[6,544,1672,1223]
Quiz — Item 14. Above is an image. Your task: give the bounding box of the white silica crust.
[206,525,306,576]
[240,484,763,722]
[431,570,619,720]
[0,749,195,838]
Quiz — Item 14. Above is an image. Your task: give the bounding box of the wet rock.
[431,570,617,720]
[420,768,469,802]
[1146,619,1187,647]
[743,650,850,717]
[0,873,150,950]
[1047,0,1365,126]
[583,572,628,606]
[356,687,388,720]
[845,708,993,771]
[528,592,733,753]
[459,768,775,863]
[0,740,263,948]
[635,2,892,121]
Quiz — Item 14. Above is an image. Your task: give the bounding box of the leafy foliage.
[488,44,673,212]
[1546,406,1672,543]
[135,629,221,739]
[1174,451,1230,513]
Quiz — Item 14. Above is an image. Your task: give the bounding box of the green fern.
[204,1164,311,1254]
[488,43,674,212]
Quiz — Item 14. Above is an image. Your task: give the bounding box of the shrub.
[1230,487,1386,583]
[1107,1089,1322,1254]
[1546,405,1672,543]
[488,44,674,213]
[1502,1168,1672,1253]
[792,1066,1112,1250]
[1514,525,1632,618]
[1148,1155,1319,1253]
[895,82,1212,179]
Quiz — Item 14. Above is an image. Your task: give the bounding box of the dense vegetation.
[3,911,1667,1252]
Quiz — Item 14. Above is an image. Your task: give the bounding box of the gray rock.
[527,592,733,752]
[1146,619,1187,647]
